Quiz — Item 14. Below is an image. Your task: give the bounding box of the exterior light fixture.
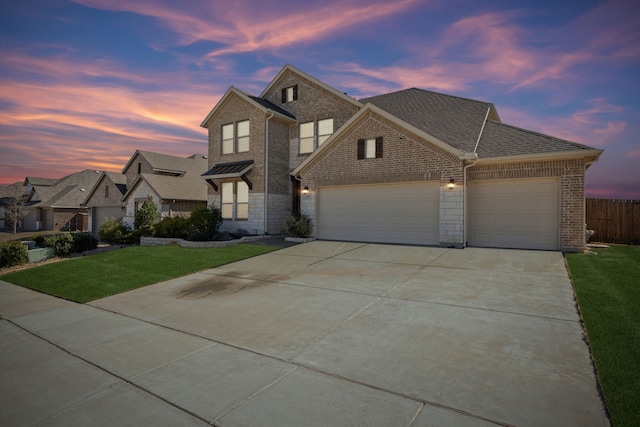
[302,186,309,194]
[447,178,455,190]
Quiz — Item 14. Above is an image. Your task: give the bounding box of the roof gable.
[83,171,127,204]
[200,86,295,128]
[259,64,362,109]
[293,103,467,176]
[123,172,208,202]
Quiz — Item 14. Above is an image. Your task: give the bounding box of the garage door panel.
[317,182,439,245]
[469,179,559,250]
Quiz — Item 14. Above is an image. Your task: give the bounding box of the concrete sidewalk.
[0,242,609,426]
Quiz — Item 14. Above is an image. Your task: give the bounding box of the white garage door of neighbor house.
[468,178,560,250]
[93,206,124,232]
[317,181,440,245]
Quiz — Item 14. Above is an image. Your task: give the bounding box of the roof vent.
[80,188,86,191]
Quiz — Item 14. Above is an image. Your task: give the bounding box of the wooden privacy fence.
[586,198,640,245]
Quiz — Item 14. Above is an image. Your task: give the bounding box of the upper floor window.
[237,120,249,152]
[299,118,334,155]
[357,137,383,159]
[222,120,250,155]
[317,118,334,146]
[281,85,298,103]
[299,122,315,154]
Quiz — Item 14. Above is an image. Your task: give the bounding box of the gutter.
[264,111,274,234]
[582,157,599,248]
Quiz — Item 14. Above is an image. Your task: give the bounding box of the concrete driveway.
[0,241,609,426]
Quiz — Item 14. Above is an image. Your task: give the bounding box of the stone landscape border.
[140,236,265,248]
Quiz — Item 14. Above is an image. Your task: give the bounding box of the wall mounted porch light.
[302,186,309,195]
[447,178,455,190]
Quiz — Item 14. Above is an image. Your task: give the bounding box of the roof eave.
[475,149,604,164]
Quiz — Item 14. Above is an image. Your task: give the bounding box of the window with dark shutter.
[375,136,383,158]
[359,137,383,159]
[357,139,365,159]
[282,85,298,103]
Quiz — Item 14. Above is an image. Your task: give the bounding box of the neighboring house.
[22,170,103,232]
[201,64,602,251]
[0,182,28,230]
[120,151,209,227]
[83,171,127,233]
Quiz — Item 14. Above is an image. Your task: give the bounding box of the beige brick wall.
[300,111,463,189]
[206,94,269,193]
[467,159,587,251]
[124,153,153,189]
[262,68,361,170]
[85,176,124,207]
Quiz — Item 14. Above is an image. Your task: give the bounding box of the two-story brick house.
[202,64,603,251]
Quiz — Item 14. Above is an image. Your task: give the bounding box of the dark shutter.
[292,85,298,101]
[375,136,383,158]
[357,139,365,159]
[281,88,287,103]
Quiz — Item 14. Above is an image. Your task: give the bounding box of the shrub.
[188,204,223,238]
[73,232,98,253]
[99,217,132,244]
[0,241,28,268]
[287,213,313,238]
[43,234,74,257]
[154,216,190,239]
[134,196,159,237]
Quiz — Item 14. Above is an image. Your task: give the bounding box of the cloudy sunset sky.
[1,0,638,198]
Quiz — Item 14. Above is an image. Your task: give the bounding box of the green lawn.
[566,245,640,427]
[0,244,278,303]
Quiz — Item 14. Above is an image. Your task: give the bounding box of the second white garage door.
[316,181,440,245]
[468,178,560,250]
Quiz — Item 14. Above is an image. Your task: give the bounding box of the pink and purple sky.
[1,0,639,198]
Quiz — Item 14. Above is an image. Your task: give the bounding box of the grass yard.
[565,245,640,427]
[0,244,278,303]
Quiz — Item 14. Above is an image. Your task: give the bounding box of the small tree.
[134,196,159,236]
[6,186,29,234]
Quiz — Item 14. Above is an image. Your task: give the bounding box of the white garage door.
[468,178,560,250]
[93,206,123,233]
[317,181,439,245]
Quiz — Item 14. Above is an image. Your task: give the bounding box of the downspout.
[264,111,274,235]
[463,106,490,247]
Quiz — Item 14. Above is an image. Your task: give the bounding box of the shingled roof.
[476,121,596,158]
[28,169,104,208]
[361,88,496,153]
[126,151,208,176]
[128,173,208,201]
